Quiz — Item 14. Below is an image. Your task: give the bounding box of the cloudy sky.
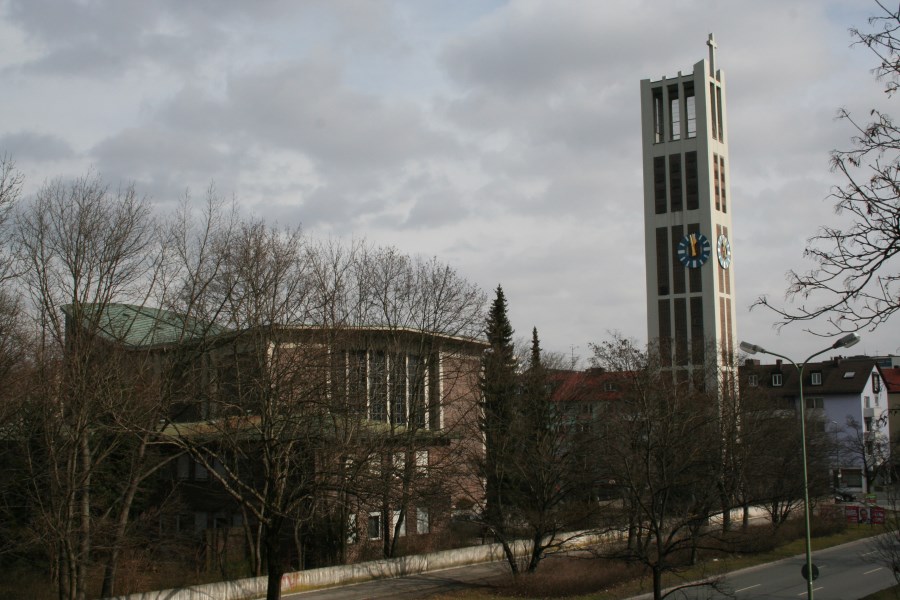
[1,0,896,364]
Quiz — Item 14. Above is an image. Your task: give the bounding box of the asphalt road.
[282,536,896,600]
[630,535,897,600]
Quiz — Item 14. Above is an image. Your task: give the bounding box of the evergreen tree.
[480,285,517,531]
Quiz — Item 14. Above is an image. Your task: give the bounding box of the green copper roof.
[64,303,227,348]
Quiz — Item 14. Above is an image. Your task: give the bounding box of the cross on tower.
[707,33,717,77]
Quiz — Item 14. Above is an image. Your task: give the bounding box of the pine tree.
[480,285,517,532]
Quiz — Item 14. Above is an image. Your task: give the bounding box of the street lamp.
[739,333,861,600]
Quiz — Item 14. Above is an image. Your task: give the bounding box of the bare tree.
[14,172,165,600]
[591,335,727,600]
[755,2,900,335]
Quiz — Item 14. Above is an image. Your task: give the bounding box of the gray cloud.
[0,131,75,161]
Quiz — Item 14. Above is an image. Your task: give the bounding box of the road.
[631,536,896,599]
[281,537,896,600]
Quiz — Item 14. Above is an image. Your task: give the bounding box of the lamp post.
[739,333,861,600]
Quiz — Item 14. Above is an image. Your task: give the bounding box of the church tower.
[640,35,737,384]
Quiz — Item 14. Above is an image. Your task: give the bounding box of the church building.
[639,34,737,385]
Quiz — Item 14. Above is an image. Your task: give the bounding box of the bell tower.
[639,34,737,384]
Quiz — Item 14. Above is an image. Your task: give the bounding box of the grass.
[431,519,888,600]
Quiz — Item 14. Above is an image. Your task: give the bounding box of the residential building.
[741,356,889,494]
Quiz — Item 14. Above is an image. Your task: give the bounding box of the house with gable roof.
[740,356,889,494]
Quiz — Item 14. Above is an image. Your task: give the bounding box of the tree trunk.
[77,434,91,600]
[265,527,283,600]
[652,565,663,600]
[100,439,147,598]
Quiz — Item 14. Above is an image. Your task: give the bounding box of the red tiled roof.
[549,368,629,403]
[882,365,900,393]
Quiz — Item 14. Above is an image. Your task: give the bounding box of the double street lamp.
[739,333,861,600]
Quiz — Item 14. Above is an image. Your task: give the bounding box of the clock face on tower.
[717,234,732,269]
[676,232,711,268]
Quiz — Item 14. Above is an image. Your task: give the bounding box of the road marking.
[734,584,760,593]
[799,586,824,597]
[862,550,879,557]
[864,567,883,574]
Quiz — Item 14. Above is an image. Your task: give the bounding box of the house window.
[865,396,871,409]
[415,450,429,476]
[843,371,856,379]
[805,397,823,409]
[772,373,783,387]
[748,374,758,387]
[842,469,863,487]
[391,510,406,537]
[368,512,382,540]
[810,372,822,386]
[603,382,618,392]
[347,514,358,545]
[176,454,190,480]
[865,416,874,432]
[416,507,430,534]
[873,373,882,393]
[194,459,208,481]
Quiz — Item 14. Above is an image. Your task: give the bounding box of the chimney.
[832,356,842,366]
[775,359,782,369]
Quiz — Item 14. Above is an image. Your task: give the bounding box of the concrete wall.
[112,509,769,600]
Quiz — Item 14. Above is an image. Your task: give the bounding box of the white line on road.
[734,584,760,593]
[864,567,883,574]
[798,586,824,596]
[862,550,879,557]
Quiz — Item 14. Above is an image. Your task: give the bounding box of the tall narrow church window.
[713,154,721,211]
[668,153,682,212]
[716,86,724,141]
[690,297,704,364]
[390,353,406,425]
[652,87,664,143]
[684,83,696,138]
[670,225,685,295]
[674,298,688,366]
[653,156,667,214]
[656,227,669,296]
[668,84,680,141]
[369,351,386,421]
[719,156,727,212]
[709,82,718,140]
[685,151,699,210]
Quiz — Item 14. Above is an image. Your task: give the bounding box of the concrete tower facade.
[639,35,737,383]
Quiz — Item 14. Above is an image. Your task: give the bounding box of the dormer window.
[772,373,783,387]
[810,371,822,386]
[843,371,855,379]
[748,374,759,387]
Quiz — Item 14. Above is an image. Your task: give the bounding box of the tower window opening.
[685,151,698,210]
[668,85,680,141]
[652,88,664,144]
[684,83,696,138]
[709,82,718,140]
[716,85,724,141]
[653,156,667,214]
[713,154,721,211]
[719,156,727,213]
[668,153,682,212]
